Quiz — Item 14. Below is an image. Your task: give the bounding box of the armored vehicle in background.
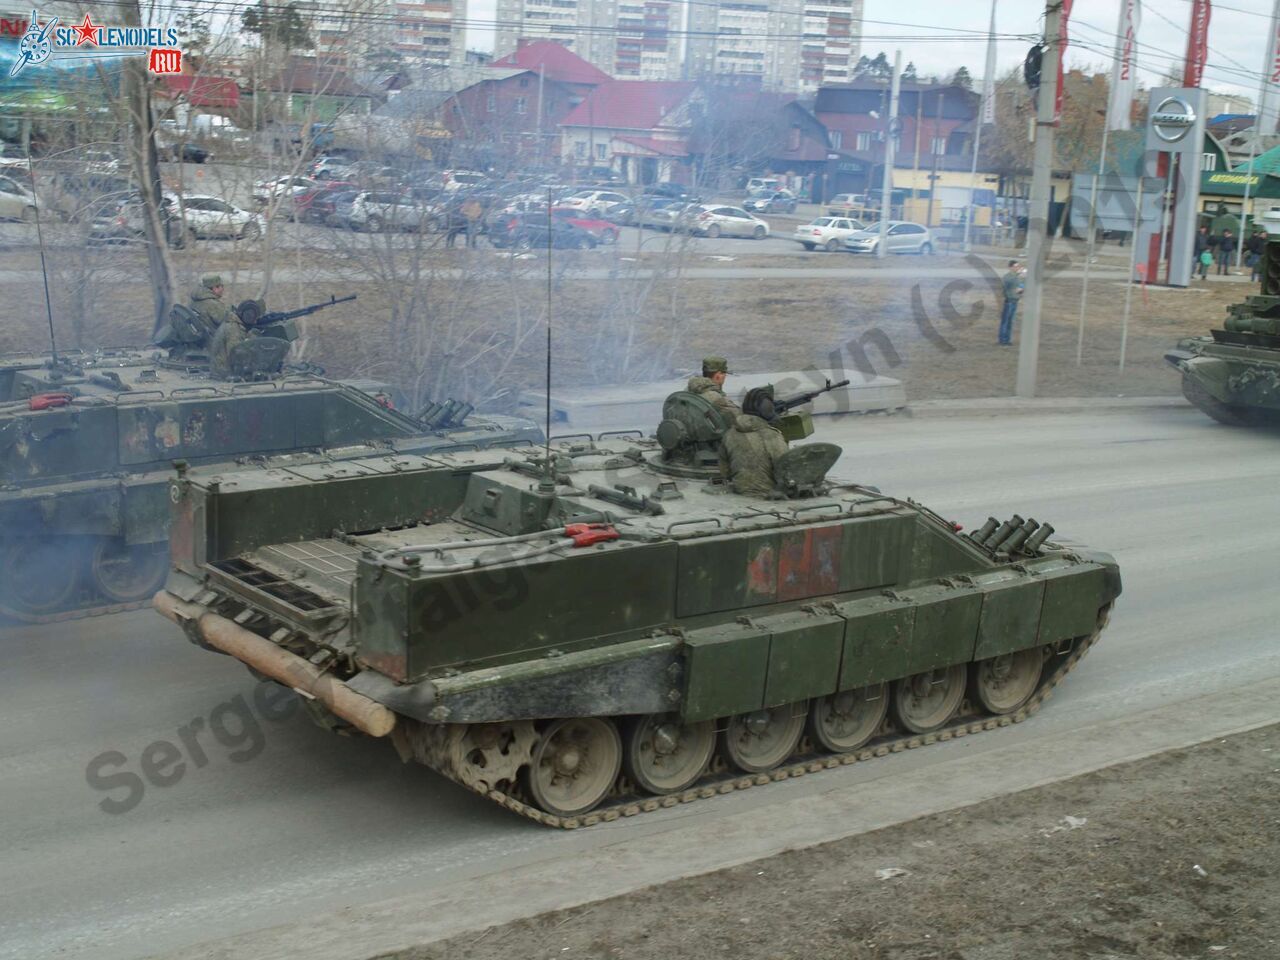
[1167,211,1280,426]
[0,349,541,622]
[156,388,1120,828]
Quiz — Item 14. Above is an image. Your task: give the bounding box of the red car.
[293,181,357,223]
[551,206,619,244]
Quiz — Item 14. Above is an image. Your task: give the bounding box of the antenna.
[539,186,553,491]
[25,147,57,364]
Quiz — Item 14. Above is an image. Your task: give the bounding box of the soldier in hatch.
[189,274,233,339]
[720,408,788,497]
[208,298,251,379]
[687,356,742,421]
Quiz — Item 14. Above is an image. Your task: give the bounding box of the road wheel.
[752,225,767,240]
[971,649,1043,715]
[809,684,888,753]
[824,238,841,252]
[705,223,721,239]
[239,220,260,241]
[89,538,169,604]
[722,702,806,773]
[920,241,933,255]
[0,537,81,617]
[20,205,36,224]
[526,718,621,817]
[602,228,618,245]
[624,714,715,795]
[892,665,966,734]
[365,215,383,232]
[515,235,534,251]
[184,228,198,247]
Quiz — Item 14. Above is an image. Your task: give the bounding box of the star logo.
[71,12,99,46]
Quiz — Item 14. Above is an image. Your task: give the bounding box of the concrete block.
[519,369,906,435]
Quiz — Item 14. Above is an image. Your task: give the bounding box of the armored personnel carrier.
[1167,212,1280,426]
[0,348,541,622]
[155,390,1120,828]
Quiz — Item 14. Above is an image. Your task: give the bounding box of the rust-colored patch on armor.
[778,526,843,600]
[745,539,777,603]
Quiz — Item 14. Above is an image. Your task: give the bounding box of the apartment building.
[686,0,861,92]
[308,0,461,68]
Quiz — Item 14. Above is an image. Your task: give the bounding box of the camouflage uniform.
[688,357,742,422]
[720,414,788,496]
[208,313,249,379]
[189,276,233,339]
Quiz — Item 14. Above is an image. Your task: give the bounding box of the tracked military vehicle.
[1167,210,1280,426]
[0,347,541,622]
[155,388,1120,828]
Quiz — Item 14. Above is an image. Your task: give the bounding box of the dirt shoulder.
[390,725,1279,960]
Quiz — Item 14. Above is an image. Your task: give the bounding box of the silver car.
[689,204,770,239]
[0,174,38,222]
[843,220,934,255]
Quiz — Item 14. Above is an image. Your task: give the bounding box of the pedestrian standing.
[999,260,1024,346]
[1247,229,1265,282]
[461,197,483,249]
[1194,226,1211,281]
[1216,229,1235,276]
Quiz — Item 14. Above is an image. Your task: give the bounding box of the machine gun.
[742,378,851,443]
[237,293,357,329]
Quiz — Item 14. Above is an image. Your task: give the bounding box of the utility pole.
[877,51,901,259]
[1016,1,1063,399]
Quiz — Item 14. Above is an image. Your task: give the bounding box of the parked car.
[745,176,781,195]
[649,200,703,232]
[642,181,690,200]
[156,139,208,163]
[490,214,598,250]
[310,155,356,181]
[89,191,186,246]
[688,204,770,239]
[293,181,357,223]
[252,175,317,210]
[743,189,798,214]
[0,174,38,222]
[827,193,868,216]
[793,216,866,252]
[843,220,934,255]
[80,150,121,175]
[328,190,427,232]
[178,194,263,241]
[440,169,487,192]
[551,206,619,243]
[558,189,630,216]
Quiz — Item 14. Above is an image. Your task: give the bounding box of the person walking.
[999,260,1024,346]
[1194,226,1212,281]
[1216,229,1235,276]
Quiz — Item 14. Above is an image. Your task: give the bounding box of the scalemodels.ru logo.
[3,8,183,78]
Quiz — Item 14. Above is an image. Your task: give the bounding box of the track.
[430,608,1109,829]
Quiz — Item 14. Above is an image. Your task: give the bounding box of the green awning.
[1201,170,1280,199]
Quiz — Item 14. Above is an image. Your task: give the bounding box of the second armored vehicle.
[1167,211,1280,426]
[0,348,540,621]
[155,389,1121,827]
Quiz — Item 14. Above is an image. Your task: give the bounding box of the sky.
[465,0,1269,102]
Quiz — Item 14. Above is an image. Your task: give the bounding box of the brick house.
[442,40,610,169]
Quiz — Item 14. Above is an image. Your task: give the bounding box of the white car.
[81,150,121,174]
[0,174,38,222]
[689,204,770,239]
[794,216,866,252]
[843,220,934,255]
[329,190,428,232]
[558,189,630,216]
[252,175,316,208]
[179,194,262,241]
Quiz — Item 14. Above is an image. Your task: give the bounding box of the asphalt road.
[2,403,1278,959]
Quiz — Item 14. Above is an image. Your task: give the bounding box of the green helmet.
[701,356,730,375]
[201,274,223,290]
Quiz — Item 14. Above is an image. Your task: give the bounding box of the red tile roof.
[490,40,611,86]
[160,75,239,108]
[560,80,697,131]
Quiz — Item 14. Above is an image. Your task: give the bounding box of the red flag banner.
[1183,0,1211,87]
[1056,0,1074,122]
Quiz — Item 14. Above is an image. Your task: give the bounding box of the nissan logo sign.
[1151,96,1196,143]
